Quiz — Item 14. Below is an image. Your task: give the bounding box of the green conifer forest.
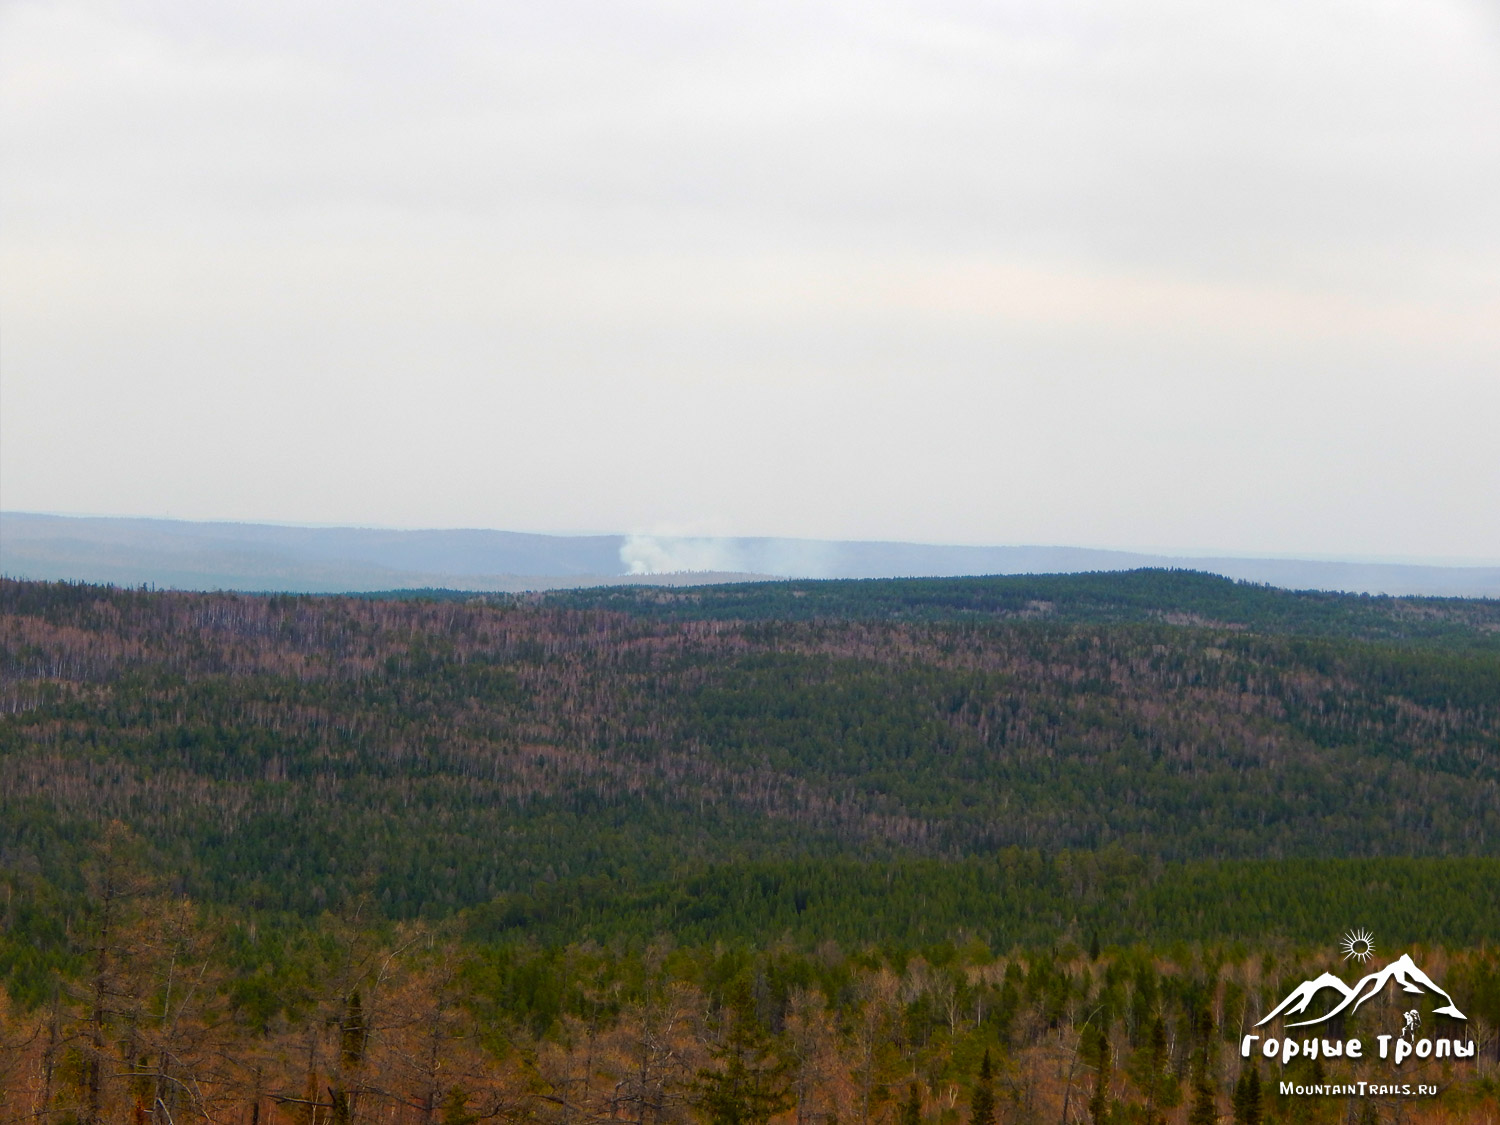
[0,572,1496,1122]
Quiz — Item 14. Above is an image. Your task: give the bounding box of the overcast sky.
[2,0,1497,561]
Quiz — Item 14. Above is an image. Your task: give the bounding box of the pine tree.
[1231,1066,1261,1125]
[1187,1047,1216,1125]
[901,1082,922,1125]
[970,1050,996,1125]
[1139,1017,1175,1125]
[693,1011,792,1125]
[1088,1032,1111,1125]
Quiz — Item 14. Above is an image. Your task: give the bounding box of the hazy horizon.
[5,508,1500,570]
[6,511,1500,599]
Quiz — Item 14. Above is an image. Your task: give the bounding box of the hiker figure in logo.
[1402,1010,1421,1041]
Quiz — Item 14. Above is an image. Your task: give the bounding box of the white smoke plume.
[620,535,746,575]
[619,535,840,578]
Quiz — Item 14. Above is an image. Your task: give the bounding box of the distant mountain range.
[3,512,1498,597]
[1257,954,1467,1028]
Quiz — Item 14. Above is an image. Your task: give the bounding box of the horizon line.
[3,509,1498,571]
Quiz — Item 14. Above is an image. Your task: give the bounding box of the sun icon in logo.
[1340,928,1375,964]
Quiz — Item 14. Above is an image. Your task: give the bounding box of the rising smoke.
[619,535,839,578]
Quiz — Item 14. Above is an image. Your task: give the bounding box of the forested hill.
[3,574,1497,938]
[537,569,1500,648]
[7,574,1500,1125]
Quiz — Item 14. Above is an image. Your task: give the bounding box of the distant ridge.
[3,512,1498,597]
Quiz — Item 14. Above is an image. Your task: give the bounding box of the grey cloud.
[2,0,1496,559]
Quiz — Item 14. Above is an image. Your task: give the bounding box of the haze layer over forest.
[5,512,1499,597]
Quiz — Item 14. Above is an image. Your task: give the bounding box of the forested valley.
[1,573,1497,1123]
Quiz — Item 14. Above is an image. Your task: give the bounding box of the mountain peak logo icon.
[1257,954,1466,1029]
